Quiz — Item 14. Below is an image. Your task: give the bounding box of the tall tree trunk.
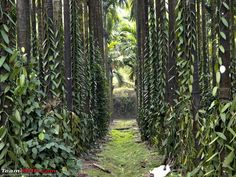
[211,0,217,87]
[83,1,91,114]
[167,0,178,105]
[38,0,45,88]
[31,0,37,57]
[230,0,236,92]
[17,0,31,62]
[64,0,73,111]
[43,0,54,98]
[88,0,104,65]
[188,0,200,160]
[201,0,208,90]
[137,0,145,108]
[53,0,62,27]
[219,0,231,101]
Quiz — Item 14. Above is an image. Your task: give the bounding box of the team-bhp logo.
[1,168,58,175]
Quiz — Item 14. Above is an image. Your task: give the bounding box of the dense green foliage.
[1,0,236,176]
[136,0,236,176]
[0,0,110,175]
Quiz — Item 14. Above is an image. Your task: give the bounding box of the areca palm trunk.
[17,0,31,62]
[211,0,217,87]
[219,0,231,101]
[187,0,200,156]
[88,0,104,65]
[201,0,208,90]
[167,0,178,105]
[136,0,145,109]
[38,0,45,87]
[64,0,73,111]
[31,0,37,57]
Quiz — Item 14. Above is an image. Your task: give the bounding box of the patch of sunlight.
[113,66,134,88]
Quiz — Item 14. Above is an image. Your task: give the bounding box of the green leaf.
[20,74,26,87]
[15,110,22,123]
[19,157,29,167]
[3,63,10,72]
[10,50,18,63]
[209,137,219,145]
[1,30,9,44]
[204,170,215,176]
[222,2,230,9]
[215,132,227,140]
[219,45,225,53]
[216,72,221,84]
[221,17,229,27]
[0,146,8,160]
[221,103,231,113]
[8,150,17,161]
[38,132,45,141]
[0,73,9,82]
[206,152,218,162]
[0,56,7,67]
[212,87,218,97]
[0,142,5,151]
[220,113,226,123]
[3,24,9,32]
[209,100,217,110]
[0,127,7,140]
[220,32,226,40]
[32,147,37,155]
[223,151,234,167]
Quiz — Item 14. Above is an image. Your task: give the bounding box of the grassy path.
[80,120,162,177]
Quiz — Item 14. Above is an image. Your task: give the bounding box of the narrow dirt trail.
[79,119,163,177]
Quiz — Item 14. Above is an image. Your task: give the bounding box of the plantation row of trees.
[136,0,236,176]
[0,0,116,175]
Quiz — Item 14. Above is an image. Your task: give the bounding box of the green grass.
[84,120,180,177]
[85,120,161,177]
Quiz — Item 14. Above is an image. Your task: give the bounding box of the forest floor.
[79,119,179,177]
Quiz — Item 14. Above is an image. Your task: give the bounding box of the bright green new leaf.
[15,110,22,123]
[212,87,218,97]
[216,72,221,84]
[20,74,26,87]
[38,132,45,141]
